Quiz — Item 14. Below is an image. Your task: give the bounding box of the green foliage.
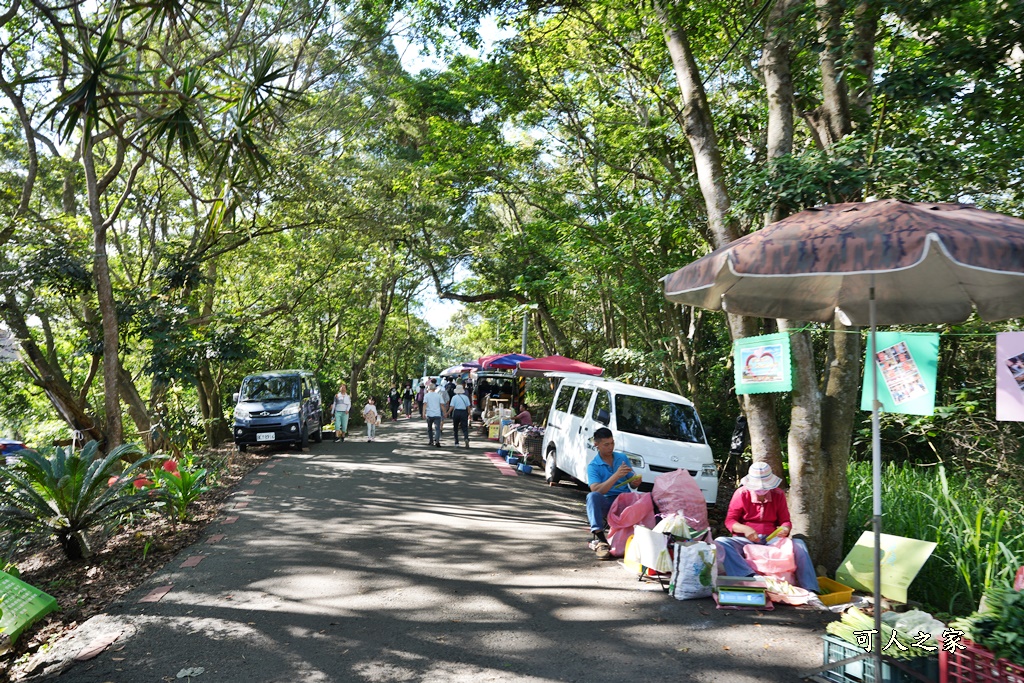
[153,460,210,521]
[846,462,1024,615]
[0,441,159,560]
[953,587,1024,667]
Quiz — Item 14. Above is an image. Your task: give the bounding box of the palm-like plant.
[0,441,159,560]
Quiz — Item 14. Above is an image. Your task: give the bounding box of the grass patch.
[846,462,1024,617]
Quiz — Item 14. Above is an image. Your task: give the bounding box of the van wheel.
[237,443,247,452]
[545,449,561,486]
[311,419,323,443]
[299,426,309,449]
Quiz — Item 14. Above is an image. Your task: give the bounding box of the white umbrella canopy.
[662,199,1024,671]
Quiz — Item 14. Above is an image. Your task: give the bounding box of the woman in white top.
[330,384,352,443]
[362,397,379,442]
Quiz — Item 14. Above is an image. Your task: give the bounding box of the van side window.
[554,385,575,413]
[615,395,705,443]
[592,390,611,421]
[570,389,593,418]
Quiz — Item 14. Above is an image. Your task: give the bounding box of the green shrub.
[0,441,158,560]
[846,462,1024,616]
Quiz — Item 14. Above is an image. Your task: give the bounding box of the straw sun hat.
[741,461,782,492]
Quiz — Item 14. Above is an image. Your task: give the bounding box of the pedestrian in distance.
[363,397,379,442]
[388,384,400,421]
[423,382,446,447]
[330,383,352,443]
[402,383,413,418]
[415,383,425,419]
[449,385,472,448]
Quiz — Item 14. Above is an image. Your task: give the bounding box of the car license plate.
[256,432,275,442]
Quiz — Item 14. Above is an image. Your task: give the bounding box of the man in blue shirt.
[586,427,635,560]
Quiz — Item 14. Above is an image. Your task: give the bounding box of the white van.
[541,374,718,504]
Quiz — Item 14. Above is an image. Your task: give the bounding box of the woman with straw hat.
[714,462,819,591]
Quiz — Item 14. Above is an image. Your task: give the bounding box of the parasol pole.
[870,280,883,671]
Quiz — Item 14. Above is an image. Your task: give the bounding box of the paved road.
[45,418,833,682]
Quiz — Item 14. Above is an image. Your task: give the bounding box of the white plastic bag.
[670,540,716,600]
[632,525,673,574]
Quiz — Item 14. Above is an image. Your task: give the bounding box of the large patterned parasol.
[662,199,1024,671]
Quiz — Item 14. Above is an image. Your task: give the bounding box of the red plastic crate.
[940,640,1024,683]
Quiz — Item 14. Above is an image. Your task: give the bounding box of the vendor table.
[502,424,544,466]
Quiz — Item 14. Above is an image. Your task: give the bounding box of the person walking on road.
[423,382,446,447]
[330,383,352,443]
[402,383,413,418]
[449,385,472,447]
[362,397,379,442]
[415,384,425,419]
[388,385,400,421]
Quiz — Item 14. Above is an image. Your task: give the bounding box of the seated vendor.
[585,427,635,561]
[714,462,819,591]
[515,404,533,425]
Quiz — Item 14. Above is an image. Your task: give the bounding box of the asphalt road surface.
[41,418,835,682]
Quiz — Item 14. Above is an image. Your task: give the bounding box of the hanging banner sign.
[734,333,792,394]
[996,332,1024,421]
[860,332,939,416]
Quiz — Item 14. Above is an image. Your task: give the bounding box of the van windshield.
[240,376,301,401]
[615,395,704,444]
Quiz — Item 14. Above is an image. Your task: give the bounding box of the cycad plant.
[0,441,158,560]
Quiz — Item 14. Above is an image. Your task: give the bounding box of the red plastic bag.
[607,493,656,558]
[743,538,797,585]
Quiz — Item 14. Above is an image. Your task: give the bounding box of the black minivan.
[232,370,322,450]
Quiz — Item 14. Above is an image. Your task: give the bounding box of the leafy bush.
[0,441,158,560]
[953,587,1024,667]
[153,458,210,521]
[846,462,1024,616]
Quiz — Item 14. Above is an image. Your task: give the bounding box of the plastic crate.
[817,576,855,606]
[822,634,939,683]
[940,639,1024,683]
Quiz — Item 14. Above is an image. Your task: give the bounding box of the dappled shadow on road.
[74,419,832,683]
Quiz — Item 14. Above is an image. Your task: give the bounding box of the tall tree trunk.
[118,362,153,452]
[349,275,397,403]
[197,258,231,445]
[2,295,104,444]
[656,1,784,476]
[83,136,122,448]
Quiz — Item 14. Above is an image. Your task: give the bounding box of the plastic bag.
[1015,565,1023,592]
[651,469,708,531]
[607,493,656,557]
[743,538,797,585]
[632,525,673,574]
[670,540,715,600]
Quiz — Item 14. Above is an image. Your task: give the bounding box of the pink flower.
[107,476,121,487]
[162,459,179,474]
[133,477,153,488]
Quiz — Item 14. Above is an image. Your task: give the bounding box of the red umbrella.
[515,355,604,377]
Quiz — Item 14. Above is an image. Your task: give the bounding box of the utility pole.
[521,312,528,354]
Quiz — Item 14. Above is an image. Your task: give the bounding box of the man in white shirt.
[422,382,447,447]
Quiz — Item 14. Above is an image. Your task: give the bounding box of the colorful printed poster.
[996,332,1024,421]
[734,333,792,395]
[860,332,938,416]
[836,532,937,603]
